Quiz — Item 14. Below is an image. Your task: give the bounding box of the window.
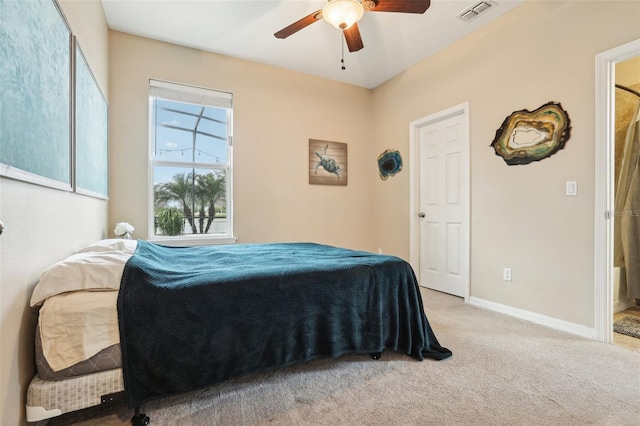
[149,80,234,243]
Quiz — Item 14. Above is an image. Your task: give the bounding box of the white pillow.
[30,251,132,307]
[74,239,138,255]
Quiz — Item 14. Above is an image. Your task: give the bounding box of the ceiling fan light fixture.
[322,0,365,30]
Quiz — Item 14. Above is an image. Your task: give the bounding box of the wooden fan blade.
[344,23,364,52]
[274,10,323,39]
[368,0,431,14]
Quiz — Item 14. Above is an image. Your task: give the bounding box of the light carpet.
[49,289,640,426]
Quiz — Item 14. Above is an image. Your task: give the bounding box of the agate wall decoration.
[377,149,403,180]
[491,102,571,165]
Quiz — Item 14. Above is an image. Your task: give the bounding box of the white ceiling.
[101,0,524,89]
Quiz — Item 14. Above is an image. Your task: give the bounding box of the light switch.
[566,181,577,196]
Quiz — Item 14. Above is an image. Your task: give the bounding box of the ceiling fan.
[274,0,431,53]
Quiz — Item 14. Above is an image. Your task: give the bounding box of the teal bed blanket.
[117,241,451,408]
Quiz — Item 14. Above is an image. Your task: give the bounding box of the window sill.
[150,235,237,247]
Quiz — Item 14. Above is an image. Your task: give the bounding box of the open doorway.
[612,57,640,350]
[594,39,640,344]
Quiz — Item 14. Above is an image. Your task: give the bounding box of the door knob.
[418,212,425,218]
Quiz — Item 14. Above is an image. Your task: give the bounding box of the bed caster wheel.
[132,413,150,426]
[370,352,382,360]
[132,409,150,426]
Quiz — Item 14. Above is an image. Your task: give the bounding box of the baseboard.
[468,296,596,340]
[614,297,636,313]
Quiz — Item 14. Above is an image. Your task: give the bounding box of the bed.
[26,239,451,424]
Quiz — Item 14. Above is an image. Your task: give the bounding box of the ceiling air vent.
[458,1,493,22]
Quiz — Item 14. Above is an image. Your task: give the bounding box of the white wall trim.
[594,38,640,343]
[409,102,470,302]
[469,297,596,340]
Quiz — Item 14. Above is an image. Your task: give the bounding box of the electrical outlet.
[377,248,383,254]
[503,268,512,281]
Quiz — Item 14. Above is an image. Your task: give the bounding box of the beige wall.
[372,0,640,326]
[617,56,640,86]
[0,1,109,425]
[108,32,376,250]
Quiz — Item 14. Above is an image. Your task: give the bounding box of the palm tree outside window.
[149,80,233,242]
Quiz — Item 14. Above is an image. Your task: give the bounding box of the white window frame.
[148,79,235,245]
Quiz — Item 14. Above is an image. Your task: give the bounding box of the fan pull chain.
[341,34,346,70]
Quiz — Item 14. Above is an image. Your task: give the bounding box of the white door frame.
[594,38,640,343]
[409,102,470,302]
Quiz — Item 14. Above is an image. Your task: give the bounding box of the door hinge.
[605,210,611,219]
